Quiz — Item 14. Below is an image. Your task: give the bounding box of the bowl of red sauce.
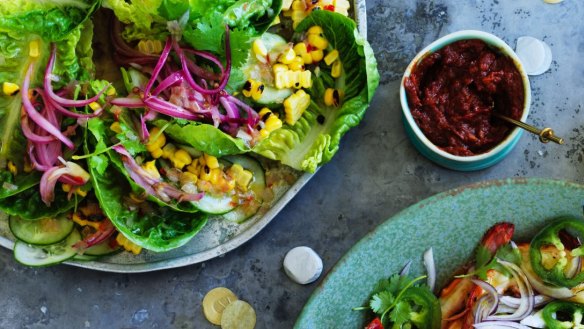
[400,30,531,171]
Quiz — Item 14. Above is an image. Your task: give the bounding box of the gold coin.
[220,300,256,329]
[202,287,238,325]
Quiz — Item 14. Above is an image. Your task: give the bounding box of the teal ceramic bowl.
[399,30,531,171]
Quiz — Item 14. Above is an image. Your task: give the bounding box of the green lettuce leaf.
[252,11,380,172]
[0,185,78,220]
[153,119,250,157]
[89,150,208,252]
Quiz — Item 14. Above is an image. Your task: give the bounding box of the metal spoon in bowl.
[493,113,564,145]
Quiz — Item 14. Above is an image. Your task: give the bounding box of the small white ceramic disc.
[283,246,323,284]
[515,36,552,76]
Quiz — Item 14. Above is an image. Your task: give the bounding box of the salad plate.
[0,0,372,272]
[294,178,584,328]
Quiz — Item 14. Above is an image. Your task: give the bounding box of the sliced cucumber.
[72,253,98,261]
[256,86,292,105]
[84,238,121,257]
[14,229,81,267]
[9,215,74,245]
[221,156,267,223]
[192,193,237,215]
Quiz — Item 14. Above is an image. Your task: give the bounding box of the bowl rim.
[399,29,531,163]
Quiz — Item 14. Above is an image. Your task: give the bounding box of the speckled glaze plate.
[0,1,368,273]
[295,178,584,328]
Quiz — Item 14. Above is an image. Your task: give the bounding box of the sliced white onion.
[500,295,552,308]
[399,259,412,276]
[519,309,546,329]
[472,279,499,323]
[424,248,436,292]
[474,321,532,329]
[485,259,534,321]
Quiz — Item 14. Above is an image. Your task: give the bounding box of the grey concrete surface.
[1,1,583,328]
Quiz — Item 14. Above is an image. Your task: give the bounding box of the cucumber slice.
[84,238,121,257]
[256,86,293,105]
[9,215,74,245]
[222,156,266,223]
[193,193,237,215]
[14,229,81,267]
[72,254,97,261]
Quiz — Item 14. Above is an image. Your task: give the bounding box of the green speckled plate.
[295,178,584,329]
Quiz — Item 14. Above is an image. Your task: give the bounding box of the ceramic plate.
[295,178,584,328]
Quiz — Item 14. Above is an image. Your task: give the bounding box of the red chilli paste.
[404,39,525,156]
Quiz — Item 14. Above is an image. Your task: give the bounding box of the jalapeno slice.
[529,216,584,288]
[542,301,584,329]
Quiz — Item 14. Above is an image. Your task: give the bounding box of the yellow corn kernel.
[208,168,223,185]
[291,0,306,10]
[259,107,272,118]
[299,70,312,88]
[137,39,163,55]
[72,213,101,230]
[146,127,166,151]
[199,165,212,182]
[307,34,328,50]
[116,234,142,255]
[288,56,305,71]
[151,149,163,159]
[204,154,219,169]
[62,184,71,192]
[307,26,324,36]
[180,172,198,186]
[301,53,313,65]
[109,122,122,134]
[228,164,253,191]
[310,49,324,62]
[260,129,270,139]
[242,79,264,101]
[129,193,145,203]
[284,90,310,125]
[161,143,176,159]
[253,39,268,62]
[278,48,296,64]
[29,40,40,58]
[75,188,87,197]
[272,64,288,75]
[2,82,19,96]
[186,159,200,175]
[89,102,102,112]
[141,160,161,179]
[324,49,339,66]
[282,0,294,10]
[106,86,116,96]
[293,43,308,56]
[265,114,283,132]
[332,59,342,78]
[171,149,192,170]
[270,15,281,26]
[7,161,17,175]
[324,88,342,106]
[23,161,32,173]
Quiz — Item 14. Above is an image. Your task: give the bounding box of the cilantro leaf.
[390,301,412,326]
[370,291,394,315]
[388,274,414,295]
[475,245,492,269]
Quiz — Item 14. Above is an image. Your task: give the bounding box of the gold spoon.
[493,113,564,145]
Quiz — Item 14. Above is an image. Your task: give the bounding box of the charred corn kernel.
[204,154,219,169]
[89,102,102,112]
[332,59,342,78]
[324,49,339,66]
[116,234,142,254]
[278,48,296,64]
[293,43,308,56]
[253,39,268,62]
[186,159,200,175]
[288,56,305,71]
[284,90,310,125]
[228,164,253,191]
[180,172,198,186]
[171,149,192,170]
[199,165,212,181]
[301,53,313,65]
[242,79,264,101]
[141,160,161,179]
[7,161,17,175]
[307,34,328,50]
[307,26,324,36]
[29,40,40,58]
[324,88,342,106]
[2,82,19,96]
[299,70,312,88]
[137,39,163,55]
[310,49,324,62]
[162,143,176,159]
[72,213,101,230]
